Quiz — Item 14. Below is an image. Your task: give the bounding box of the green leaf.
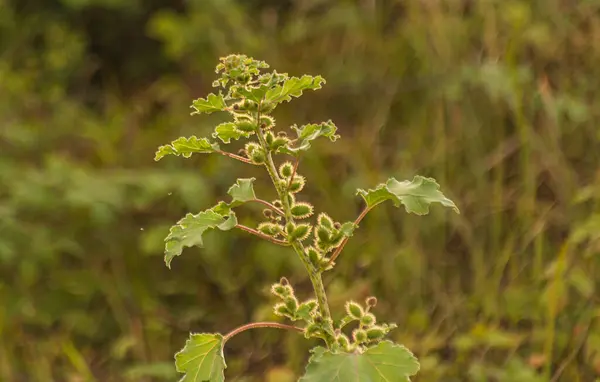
[155,136,220,161]
[227,178,256,205]
[300,341,420,382]
[278,120,340,155]
[164,209,237,268]
[236,84,270,103]
[191,93,226,115]
[213,122,251,144]
[265,75,325,104]
[175,333,226,382]
[356,176,459,215]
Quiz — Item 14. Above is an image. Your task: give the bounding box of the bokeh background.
[1,0,600,381]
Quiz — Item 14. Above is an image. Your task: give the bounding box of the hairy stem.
[223,322,303,343]
[254,104,333,339]
[217,150,256,164]
[236,224,289,246]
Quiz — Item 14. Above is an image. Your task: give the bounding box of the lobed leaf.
[227,178,256,205]
[155,136,220,161]
[191,93,227,115]
[357,176,459,215]
[278,120,340,156]
[265,75,325,104]
[236,84,270,103]
[175,333,226,382]
[164,209,237,268]
[300,341,420,382]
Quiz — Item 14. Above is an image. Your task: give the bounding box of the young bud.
[296,299,317,320]
[366,326,386,341]
[272,285,286,295]
[250,148,266,164]
[330,231,345,248]
[235,118,256,133]
[316,226,331,244]
[279,277,290,286]
[270,137,289,151]
[286,193,296,206]
[345,301,364,319]
[245,142,260,155]
[273,200,283,209]
[263,209,274,218]
[271,283,293,298]
[277,131,287,138]
[304,323,321,339]
[279,162,294,178]
[307,247,321,267]
[301,299,318,312]
[365,297,378,309]
[274,303,292,318]
[291,202,314,219]
[257,222,281,236]
[265,131,274,145]
[285,222,295,236]
[259,115,275,129]
[272,283,293,298]
[289,175,305,193]
[284,296,298,313]
[317,213,335,230]
[353,329,367,344]
[242,99,258,112]
[360,313,376,327]
[289,223,311,241]
[336,333,351,347]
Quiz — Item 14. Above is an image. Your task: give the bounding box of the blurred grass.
[1,0,599,381]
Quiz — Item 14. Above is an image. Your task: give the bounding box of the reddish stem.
[223,322,303,343]
[252,199,285,216]
[286,157,300,191]
[326,206,372,267]
[236,224,289,246]
[217,150,255,164]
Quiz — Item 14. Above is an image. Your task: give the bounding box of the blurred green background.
[1,0,599,381]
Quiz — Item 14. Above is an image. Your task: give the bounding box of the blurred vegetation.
[1,0,599,381]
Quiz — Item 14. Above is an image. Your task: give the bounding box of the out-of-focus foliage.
[0,0,599,381]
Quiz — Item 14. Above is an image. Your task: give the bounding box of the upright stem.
[254,105,333,325]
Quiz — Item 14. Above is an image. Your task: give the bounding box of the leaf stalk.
[236,224,290,246]
[223,322,303,343]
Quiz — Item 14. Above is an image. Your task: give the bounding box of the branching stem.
[217,150,255,164]
[236,224,289,246]
[327,206,372,267]
[223,322,303,343]
[252,199,284,216]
